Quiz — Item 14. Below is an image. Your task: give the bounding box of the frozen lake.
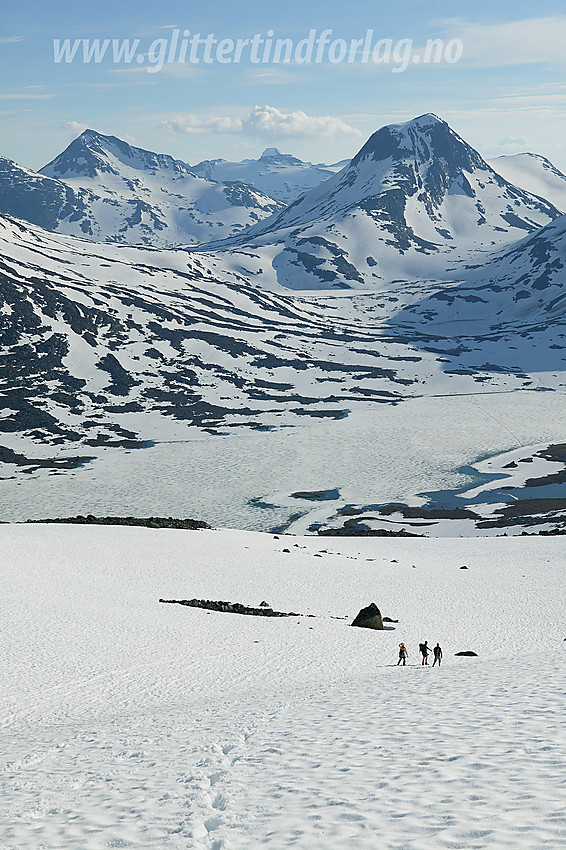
[1,389,565,532]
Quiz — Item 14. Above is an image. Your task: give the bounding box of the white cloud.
[439,16,566,68]
[242,105,360,138]
[162,115,243,135]
[63,121,90,137]
[162,105,360,139]
[0,92,53,100]
[0,36,23,44]
[111,66,152,75]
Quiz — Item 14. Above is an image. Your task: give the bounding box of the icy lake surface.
[1,390,566,532]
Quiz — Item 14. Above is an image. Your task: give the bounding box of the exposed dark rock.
[524,469,566,488]
[159,598,300,617]
[26,515,211,530]
[318,520,420,537]
[538,443,566,463]
[477,498,566,529]
[96,353,139,396]
[455,651,478,656]
[377,504,478,521]
[351,603,384,630]
[291,489,340,501]
[0,445,93,471]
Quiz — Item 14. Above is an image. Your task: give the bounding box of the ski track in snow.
[1,525,565,848]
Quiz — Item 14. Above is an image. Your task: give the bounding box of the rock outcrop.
[159,598,300,617]
[29,515,210,530]
[351,603,384,630]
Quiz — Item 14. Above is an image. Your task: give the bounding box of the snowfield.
[1,523,565,849]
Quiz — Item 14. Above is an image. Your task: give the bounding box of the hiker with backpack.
[397,643,408,665]
[419,641,430,665]
[432,643,443,666]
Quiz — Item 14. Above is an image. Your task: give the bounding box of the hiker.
[432,643,443,666]
[419,641,430,665]
[397,643,408,665]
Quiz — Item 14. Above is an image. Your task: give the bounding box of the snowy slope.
[392,211,566,332]
[1,523,565,848]
[192,147,344,204]
[5,209,566,453]
[489,152,566,213]
[0,213,448,450]
[201,114,562,289]
[0,131,283,248]
[0,214,477,447]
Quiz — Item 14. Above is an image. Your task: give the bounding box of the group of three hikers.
[397,641,442,666]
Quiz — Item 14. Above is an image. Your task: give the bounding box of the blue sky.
[3,1,566,170]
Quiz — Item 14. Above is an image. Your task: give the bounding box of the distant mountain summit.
[253,113,558,236]
[0,131,282,248]
[41,129,194,181]
[192,148,343,204]
[259,147,283,158]
[205,114,562,289]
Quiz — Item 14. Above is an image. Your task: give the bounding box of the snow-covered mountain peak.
[41,130,195,181]
[404,111,443,127]
[241,114,558,234]
[351,112,484,179]
[256,147,307,168]
[192,148,341,204]
[0,131,282,247]
[203,115,563,290]
[260,147,283,158]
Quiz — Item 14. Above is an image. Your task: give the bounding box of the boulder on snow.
[455,650,478,657]
[351,603,384,630]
